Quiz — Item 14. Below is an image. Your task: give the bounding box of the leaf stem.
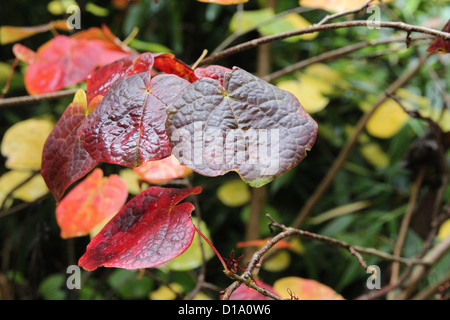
[192,223,229,272]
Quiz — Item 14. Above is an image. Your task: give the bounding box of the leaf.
[237,237,294,249]
[78,72,191,167]
[273,276,344,300]
[13,28,132,95]
[41,89,99,202]
[299,0,392,13]
[86,52,154,103]
[133,155,192,184]
[365,98,409,139]
[274,276,344,300]
[227,279,278,300]
[194,65,233,86]
[437,219,450,241]
[276,63,345,114]
[119,168,150,195]
[1,118,54,170]
[197,0,248,5]
[166,67,318,187]
[212,0,249,4]
[0,21,70,45]
[55,168,128,239]
[229,8,317,42]
[78,186,202,271]
[216,179,251,207]
[153,53,198,82]
[159,218,214,271]
[427,19,450,54]
[0,170,48,203]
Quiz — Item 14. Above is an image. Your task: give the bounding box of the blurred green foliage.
[0,0,449,300]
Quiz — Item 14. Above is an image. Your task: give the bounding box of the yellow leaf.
[360,143,389,168]
[0,170,48,202]
[437,219,450,241]
[148,283,183,300]
[273,276,345,300]
[262,250,291,272]
[365,99,409,139]
[299,0,394,13]
[1,118,54,170]
[217,179,251,207]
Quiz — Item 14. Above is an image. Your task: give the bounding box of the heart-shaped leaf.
[56,168,128,239]
[1,117,54,170]
[86,52,154,103]
[78,72,191,167]
[41,89,99,202]
[12,28,132,95]
[78,186,202,270]
[166,67,318,187]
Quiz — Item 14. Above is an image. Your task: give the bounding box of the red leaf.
[194,65,232,85]
[78,186,202,270]
[227,280,278,300]
[56,168,128,239]
[13,28,132,95]
[41,89,99,202]
[153,53,199,82]
[86,52,154,103]
[78,72,190,167]
[427,19,450,54]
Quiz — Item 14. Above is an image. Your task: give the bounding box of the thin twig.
[291,52,431,229]
[388,166,426,296]
[263,34,432,83]
[315,0,373,26]
[0,88,79,108]
[200,20,449,66]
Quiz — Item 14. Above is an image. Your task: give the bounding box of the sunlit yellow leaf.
[276,63,345,114]
[148,283,183,300]
[365,99,409,139]
[262,250,291,272]
[159,218,214,271]
[437,219,450,241]
[47,0,78,15]
[0,170,48,202]
[0,21,71,45]
[273,276,345,300]
[360,143,389,168]
[197,0,248,4]
[1,118,54,170]
[230,8,316,42]
[299,0,393,13]
[217,179,251,207]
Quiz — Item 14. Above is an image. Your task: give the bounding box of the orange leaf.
[237,237,294,250]
[133,155,192,184]
[197,0,248,4]
[56,168,128,239]
[273,276,345,300]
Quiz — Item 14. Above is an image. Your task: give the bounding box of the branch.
[0,88,79,108]
[200,20,450,66]
[263,34,432,83]
[291,51,431,229]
